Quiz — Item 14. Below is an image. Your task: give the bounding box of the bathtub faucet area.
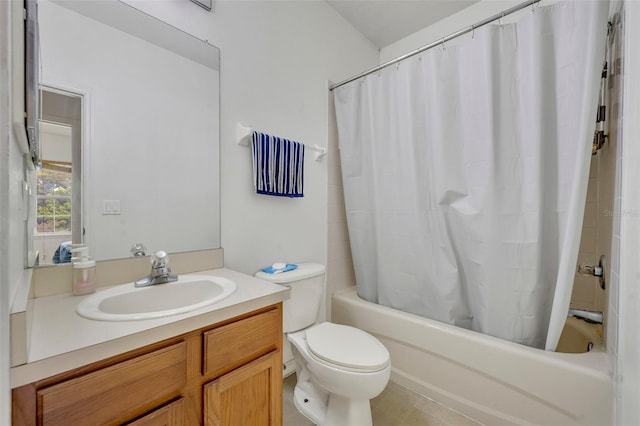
[568,309,603,324]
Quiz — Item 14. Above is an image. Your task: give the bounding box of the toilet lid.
[305,323,389,372]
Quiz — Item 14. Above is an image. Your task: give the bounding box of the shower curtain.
[333,0,608,350]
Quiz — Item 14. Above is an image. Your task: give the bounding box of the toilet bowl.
[254,263,390,426]
[288,322,390,426]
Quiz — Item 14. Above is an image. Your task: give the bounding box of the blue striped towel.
[251,131,305,197]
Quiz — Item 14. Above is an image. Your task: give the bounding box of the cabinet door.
[204,351,282,426]
[127,398,184,426]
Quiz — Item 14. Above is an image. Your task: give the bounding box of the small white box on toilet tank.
[255,263,325,333]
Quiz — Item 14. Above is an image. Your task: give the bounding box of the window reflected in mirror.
[34,88,82,265]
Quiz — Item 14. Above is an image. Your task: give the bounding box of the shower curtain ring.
[499,12,505,28]
[441,37,446,51]
[471,25,475,39]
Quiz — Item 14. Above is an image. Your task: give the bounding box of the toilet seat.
[305,323,390,373]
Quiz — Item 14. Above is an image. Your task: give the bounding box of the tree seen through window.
[36,167,71,233]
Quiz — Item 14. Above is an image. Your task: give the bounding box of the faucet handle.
[130,243,147,257]
[151,250,169,268]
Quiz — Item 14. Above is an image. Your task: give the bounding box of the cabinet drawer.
[203,308,280,378]
[38,342,186,426]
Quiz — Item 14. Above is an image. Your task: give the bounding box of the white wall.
[595,5,624,423]
[41,122,72,163]
[380,0,528,63]
[617,1,640,423]
[1,0,33,423]
[124,0,378,276]
[0,2,12,422]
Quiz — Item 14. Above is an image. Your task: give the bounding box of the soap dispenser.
[71,246,96,296]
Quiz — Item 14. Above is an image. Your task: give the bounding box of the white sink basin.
[76,275,236,321]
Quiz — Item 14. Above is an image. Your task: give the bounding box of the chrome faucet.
[568,309,603,324]
[134,250,178,287]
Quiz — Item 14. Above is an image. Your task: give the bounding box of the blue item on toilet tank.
[260,263,298,274]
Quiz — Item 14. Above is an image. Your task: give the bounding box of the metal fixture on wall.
[578,255,606,290]
[592,60,609,154]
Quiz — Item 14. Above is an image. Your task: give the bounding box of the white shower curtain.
[334,0,608,349]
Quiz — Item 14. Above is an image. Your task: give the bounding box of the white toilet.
[255,263,390,426]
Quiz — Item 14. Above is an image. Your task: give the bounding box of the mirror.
[33,0,220,264]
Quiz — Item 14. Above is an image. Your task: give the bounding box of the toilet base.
[293,380,327,425]
[293,381,373,426]
[325,394,373,426]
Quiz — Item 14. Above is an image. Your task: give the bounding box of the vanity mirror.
[32,0,220,264]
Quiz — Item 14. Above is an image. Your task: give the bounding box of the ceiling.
[326,0,479,49]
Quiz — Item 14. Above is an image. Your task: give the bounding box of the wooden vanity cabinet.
[12,304,283,426]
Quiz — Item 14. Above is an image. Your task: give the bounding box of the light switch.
[102,199,121,215]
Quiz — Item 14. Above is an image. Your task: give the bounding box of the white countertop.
[11,268,289,388]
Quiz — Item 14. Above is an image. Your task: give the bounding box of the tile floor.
[283,374,483,426]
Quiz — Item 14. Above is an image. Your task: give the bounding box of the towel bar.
[236,123,327,161]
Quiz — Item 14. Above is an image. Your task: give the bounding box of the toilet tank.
[255,263,325,333]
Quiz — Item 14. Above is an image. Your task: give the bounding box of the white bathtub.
[332,287,612,426]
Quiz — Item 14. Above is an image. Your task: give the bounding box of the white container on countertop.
[71,246,96,296]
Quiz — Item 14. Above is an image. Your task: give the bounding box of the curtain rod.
[329,0,542,91]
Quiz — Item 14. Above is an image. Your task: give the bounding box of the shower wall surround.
[571,9,624,323]
[571,157,603,311]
